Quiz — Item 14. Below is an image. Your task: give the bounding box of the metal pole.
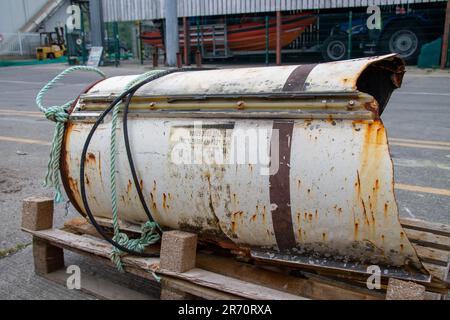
[138,20,144,65]
[276,11,281,65]
[440,0,450,69]
[81,8,87,64]
[347,11,353,60]
[18,32,23,56]
[89,0,104,47]
[164,0,179,66]
[183,16,190,65]
[113,21,119,67]
[265,16,269,65]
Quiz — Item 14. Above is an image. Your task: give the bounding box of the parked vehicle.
[36,27,66,60]
[321,10,441,63]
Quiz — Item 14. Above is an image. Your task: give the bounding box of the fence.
[0,32,41,56]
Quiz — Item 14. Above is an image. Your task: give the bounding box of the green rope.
[38,67,164,273]
[36,66,106,203]
[109,70,166,271]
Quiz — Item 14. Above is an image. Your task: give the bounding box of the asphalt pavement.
[0,62,449,299]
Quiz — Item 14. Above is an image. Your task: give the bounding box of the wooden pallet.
[21,197,449,300]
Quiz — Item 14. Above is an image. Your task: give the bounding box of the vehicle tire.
[380,23,424,64]
[47,53,56,59]
[321,35,348,61]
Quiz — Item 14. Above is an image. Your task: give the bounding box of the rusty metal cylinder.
[61,54,429,281]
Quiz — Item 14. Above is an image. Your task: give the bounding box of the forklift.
[36,27,67,60]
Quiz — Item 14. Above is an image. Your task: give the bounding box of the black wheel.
[380,23,424,63]
[47,53,56,59]
[321,35,348,61]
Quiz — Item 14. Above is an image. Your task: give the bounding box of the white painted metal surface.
[85,54,399,96]
[61,55,428,278]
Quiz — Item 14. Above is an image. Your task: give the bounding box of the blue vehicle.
[321,9,441,63]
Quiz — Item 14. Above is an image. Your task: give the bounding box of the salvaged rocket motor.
[60,54,430,281]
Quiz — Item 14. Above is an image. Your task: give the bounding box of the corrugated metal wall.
[0,0,48,33]
[102,0,446,22]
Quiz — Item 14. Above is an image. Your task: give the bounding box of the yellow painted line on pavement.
[0,109,42,115]
[389,142,450,151]
[390,138,450,147]
[0,135,51,146]
[395,183,450,197]
[0,109,43,118]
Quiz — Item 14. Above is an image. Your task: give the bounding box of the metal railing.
[0,32,41,56]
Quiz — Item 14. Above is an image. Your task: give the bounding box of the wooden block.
[386,278,426,300]
[33,237,64,275]
[160,230,197,273]
[22,197,54,231]
[160,279,196,300]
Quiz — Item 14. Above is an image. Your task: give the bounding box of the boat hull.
[141,14,316,52]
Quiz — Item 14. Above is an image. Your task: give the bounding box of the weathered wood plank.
[160,277,241,300]
[22,228,160,271]
[423,263,450,284]
[62,219,382,300]
[62,218,450,296]
[23,228,308,300]
[401,218,450,238]
[404,228,450,251]
[42,269,156,300]
[197,253,382,300]
[413,245,450,266]
[157,267,307,300]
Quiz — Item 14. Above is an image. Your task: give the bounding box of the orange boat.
[141,13,316,52]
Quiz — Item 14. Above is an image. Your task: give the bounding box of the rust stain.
[98,152,102,182]
[127,179,132,193]
[262,206,267,224]
[162,193,168,210]
[322,232,327,241]
[354,222,359,240]
[355,170,361,196]
[384,203,388,217]
[139,179,143,191]
[87,152,96,164]
[231,221,237,233]
[67,177,80,199]
[250,214,257,222]
[361,199,370,225]
[150,192,158,211]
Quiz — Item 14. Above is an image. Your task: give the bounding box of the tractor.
[321,8,442,63]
